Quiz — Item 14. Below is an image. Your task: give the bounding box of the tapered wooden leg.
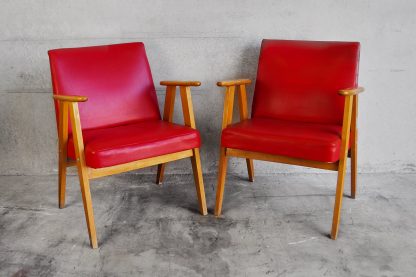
[350,95,358,199]
[70,102,98,249]
[246,159,254,182]
[350,131,357,199]
[331,95,354,240]
[58,102,69,209]
[214,147,228,216]
[190,148,207,215]
[331,163,348,240]
[58,157,67,209]
[156,164,166,185]
[77,168,98,248]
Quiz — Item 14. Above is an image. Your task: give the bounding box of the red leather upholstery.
[252,40,360,125]
[49,42,160,133]
[222,118,343,163]
[67,120,200,168]
[49,42,200,168]
[223,40,360,163]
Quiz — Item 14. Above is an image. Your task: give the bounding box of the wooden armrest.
[338,87,364,96]
[160,81,201,87]
[217,79,251,87]
[53,95,88,102]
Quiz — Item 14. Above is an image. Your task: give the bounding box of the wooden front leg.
[68,102,98,248]
[331,95,354,240]
[214,147,228,216]
[191,148,208,215]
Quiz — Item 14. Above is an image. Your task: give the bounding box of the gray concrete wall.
[1,0,415,175]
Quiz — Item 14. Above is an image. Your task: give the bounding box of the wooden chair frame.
[54,81,207,249]
[214,79,364,240]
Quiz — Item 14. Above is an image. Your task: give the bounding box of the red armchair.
[48,42,207,248]
[214,40,364,239]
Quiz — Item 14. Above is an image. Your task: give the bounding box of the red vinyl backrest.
[252,39,360,125]
[48,42,160,133]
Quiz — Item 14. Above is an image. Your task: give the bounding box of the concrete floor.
[0,173,415,276]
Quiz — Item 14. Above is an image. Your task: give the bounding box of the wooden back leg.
[350,95,358,199]
[350,131,357,199]
[58,103,69,208]
[246,159,254,182]
[156,164,166,185]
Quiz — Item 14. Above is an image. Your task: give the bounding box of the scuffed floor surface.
[1,173,415,276]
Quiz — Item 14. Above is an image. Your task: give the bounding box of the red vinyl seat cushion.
[67,120,201,168]
[222,118,344,163]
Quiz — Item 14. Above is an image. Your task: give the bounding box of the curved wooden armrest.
[217,79,251,87]
[53,95,88,102]
[338,87,364,96]
[160,81,201,87]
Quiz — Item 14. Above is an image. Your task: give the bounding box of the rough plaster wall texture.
[0,0,415,175]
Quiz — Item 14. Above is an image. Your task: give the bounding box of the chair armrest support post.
[160,81,201,129]
[338,86,365,161]
[161,86,176,123]
[217,79,252,129]
[52,94,87,164]
[53,94,88,157]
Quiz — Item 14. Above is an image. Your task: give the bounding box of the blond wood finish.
[214,147,228,216]
[217,79,252,87]
[191,148,208,215]
[156,85,176,184]
[237,85,249,120]
[338,87,364,96]
[215,82,363,239]
[331,95,354,240]
[350,96,358,199]
[163,86,177,122]
[156,164,166,185]
[180,86,208,215]
[58,102,69,208]
[160,80,201,87]
[246,159,255,182]
[53,80,207,248]
[180,86,196,128]
[69,102,98,249]
[237,84,254,182]
[216,81,255,213]
[178,86,208,215]
[221,86,235,130]
[53,95,88,102]
[227,149,339,171]
[89,150,193,180]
